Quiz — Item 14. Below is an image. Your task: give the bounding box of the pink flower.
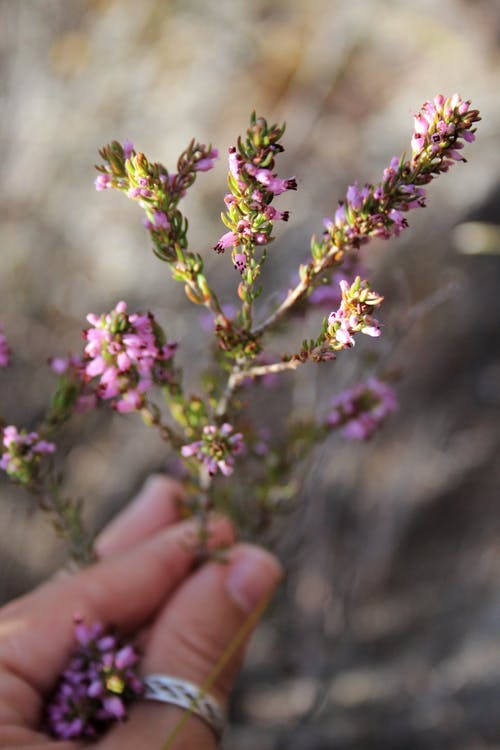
[181,423,245,477]
[246,165,297,195]
[1,426,56,482]
[233,252,247,273]
[152,210,170,229]
[194,147,218,171]
[122,139,134,160]
[411,93,479,163]
[228,146,245,186]
[213,230,237,254]
[82,301,177,413]
[327,378,398,441]
[94,174,112,191]
[215,117,297,261]
[327,278,383,351]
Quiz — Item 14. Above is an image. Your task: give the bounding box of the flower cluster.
[0,325,10,368]
[411,93,478,167]
[96,138,217,266]
[326,277,383,350]
[319,160,426,255]
[296,95,479,318]
[95,139,217,198]
[181,422,244,477]
[83,301,177,413]
[327,378,398,440]
[45,618,143,741]
[0,425,55,483]
[214,113,296,273]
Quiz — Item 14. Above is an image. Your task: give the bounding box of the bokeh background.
[1,1,500,748]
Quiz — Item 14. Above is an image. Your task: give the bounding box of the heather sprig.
[0,422,93,562]
[95,138,226,322]
[253,93,480,337]
[45,617,143,741]
[215,113,296,332]
[1,93,479,564]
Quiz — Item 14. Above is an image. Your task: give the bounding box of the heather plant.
[0,94,480,740]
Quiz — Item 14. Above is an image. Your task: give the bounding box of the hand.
[0,475,282,749]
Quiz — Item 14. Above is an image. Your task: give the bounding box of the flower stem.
[160,592,274,750]
[36,480,95,566]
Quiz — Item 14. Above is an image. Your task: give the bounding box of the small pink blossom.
[245,164,297,195]
[94,174,112,191]
[181,422,244,477]
[194,147,218,172]
[228,146,245,186]
[327,278,383,351]
[152,210,170,229]
[213,230,237,254]
[1,426,55,482]
[122,139,134,160]
[233,252,247,273]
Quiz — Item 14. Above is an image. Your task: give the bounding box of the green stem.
[160,593,274,750]
[35,480,95,566]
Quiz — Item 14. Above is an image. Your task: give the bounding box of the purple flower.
[194,147,218,172]
[83,301,177,413]
[44,617,143,741]
[181,422,245,477]
[326,278,383,351]
[213,230,237,254]
[327,378,398,440]
[1,425,55,483]
[246,165,297,195]
[122,139,134,161]
[152,209,170,229]
[228,146,245,186]
[215,117,297,262]
[94,174,112,191]
[411,93,479,163]
[233,252,247,272]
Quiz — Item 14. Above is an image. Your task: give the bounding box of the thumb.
[98,543,282,749]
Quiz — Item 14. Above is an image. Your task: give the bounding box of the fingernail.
[226,546,283,613]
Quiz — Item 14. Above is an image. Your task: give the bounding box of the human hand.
[0,475,282,749]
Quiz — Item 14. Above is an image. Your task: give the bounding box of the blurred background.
[1,1,500,747]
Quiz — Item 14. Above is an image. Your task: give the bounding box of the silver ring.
[142,674,225,739]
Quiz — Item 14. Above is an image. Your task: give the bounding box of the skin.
[0,475,283,749]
